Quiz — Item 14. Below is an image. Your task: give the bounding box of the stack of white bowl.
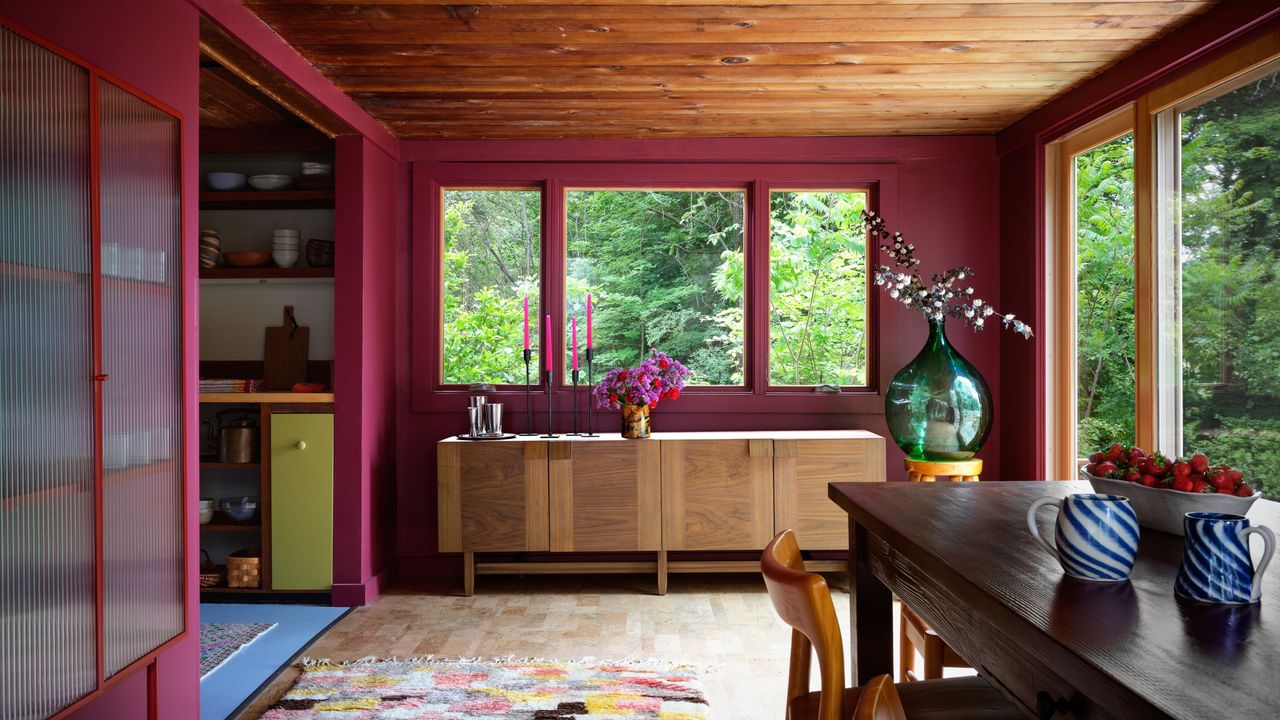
[199,498,216,525]
[272,229,301,267]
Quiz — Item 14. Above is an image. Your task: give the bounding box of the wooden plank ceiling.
[241,0,1219,139]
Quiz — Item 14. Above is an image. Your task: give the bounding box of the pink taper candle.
[545,315,552,371]
[571,318,579,371]
[522,296,530,350]
[586,294,593,348]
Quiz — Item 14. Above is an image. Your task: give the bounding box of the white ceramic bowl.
[1082,469,1261,535]
[272,240,301,248]
[199,509,214,525]
[272,228,301,237]
[248,174,292,191]
[272,250,300,268]
[207,172,246,191]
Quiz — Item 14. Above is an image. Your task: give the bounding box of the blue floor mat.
[199,603,348,720]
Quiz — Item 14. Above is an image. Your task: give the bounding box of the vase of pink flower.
[593,350,692,439]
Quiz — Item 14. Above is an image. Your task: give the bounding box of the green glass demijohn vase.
[885,317,992,461]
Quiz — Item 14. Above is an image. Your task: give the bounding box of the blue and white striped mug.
[1027,493,1139,582]
[1175,512,1275,605]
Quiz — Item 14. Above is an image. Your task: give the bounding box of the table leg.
[849,518,893,686]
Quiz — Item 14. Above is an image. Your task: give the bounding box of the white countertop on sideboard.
[439,429,884,444]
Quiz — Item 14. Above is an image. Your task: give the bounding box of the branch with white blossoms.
[864,210,1033,340]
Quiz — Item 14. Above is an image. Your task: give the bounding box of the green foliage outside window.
[442,190,540,385]
[768,191,869,386]
[566,190,745,385]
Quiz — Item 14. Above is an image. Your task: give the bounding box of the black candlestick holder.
[540,369,558,438]
[519,348,537,436]
[567,368,582,436]
[582,347,599,437]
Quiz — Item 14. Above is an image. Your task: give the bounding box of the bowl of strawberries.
[1080,444,1261,535]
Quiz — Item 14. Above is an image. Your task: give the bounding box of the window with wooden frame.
[563,188,747,386]
[767,189,871,389]
[440,187,542,386]
[1047,31,1280,499]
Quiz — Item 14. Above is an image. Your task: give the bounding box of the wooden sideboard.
[438,430,885,594]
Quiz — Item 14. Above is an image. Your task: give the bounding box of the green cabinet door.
[271,413,333,590]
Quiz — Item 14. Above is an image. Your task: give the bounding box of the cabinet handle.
[296,440,307,450]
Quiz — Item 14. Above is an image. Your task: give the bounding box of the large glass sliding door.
[0,24,99,719]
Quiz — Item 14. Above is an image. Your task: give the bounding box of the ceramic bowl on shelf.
[272,249,300,268]
[272,228,301,238]
[247,174,292,191]
[221,496,259,522]
[1082,469,1261,535]
[221,251,271,268]
[306,239,335,267]
[206,172,246,191]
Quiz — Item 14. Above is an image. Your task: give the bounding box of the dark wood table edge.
[828,481,1163,718]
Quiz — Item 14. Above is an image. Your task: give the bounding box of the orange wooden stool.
[899,457,980,681]
[904,458,982,483]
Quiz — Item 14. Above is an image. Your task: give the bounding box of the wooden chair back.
[761,530,846,720]
[853,675,907,720]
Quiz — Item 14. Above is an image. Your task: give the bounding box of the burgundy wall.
[996,3,1280,479]
[332,136,400,606]
[394,137,1001,577]
[0,0,202,717]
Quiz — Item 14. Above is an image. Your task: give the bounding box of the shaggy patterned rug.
[200,622,276,678]
[261,658,710,719]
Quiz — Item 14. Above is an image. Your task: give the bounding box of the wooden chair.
[761,530,1020,720]
[899,604,971,683]
[898,461,979,681]
[853,675,906,720]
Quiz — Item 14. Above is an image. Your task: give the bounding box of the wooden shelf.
[199,392,334,404]
[200,266,333,280]
[200,522,261,532]
[200,461,260,469]
[199,190,333,210]
[200,587,329,595]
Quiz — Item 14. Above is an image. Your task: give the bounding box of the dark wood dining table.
[828,480,1280,719]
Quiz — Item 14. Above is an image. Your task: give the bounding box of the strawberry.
[1124,470,1142,483]
[1172,477,1194,493]
[1208,473,1235,491]
[1084,463,1098,476]
[1192,480,1213,494]
[1172,461,1192,479]
[1127,448,1148,465]
[1237,483,1255,497]
[1225,469,1243,485]
[1095,461,1118,478]
[1141,475,1160,487]
[1189,453,1210,475]
[1107,443,1125,463]
[1088,451,1105,464]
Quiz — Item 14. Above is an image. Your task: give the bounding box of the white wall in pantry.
[200,279,334,361]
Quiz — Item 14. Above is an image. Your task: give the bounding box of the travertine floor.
[238,573,865,719]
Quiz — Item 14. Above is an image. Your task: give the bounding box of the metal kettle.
[216,412,259,464]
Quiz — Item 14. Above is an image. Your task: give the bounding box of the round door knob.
[296,440,307,450]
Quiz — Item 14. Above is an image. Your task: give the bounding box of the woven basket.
[199,550,225,588]
[226,548,262,589]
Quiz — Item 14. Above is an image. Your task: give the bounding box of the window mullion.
[748,179,770,394]
[544,178,565,390]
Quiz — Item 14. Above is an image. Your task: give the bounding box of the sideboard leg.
[463,551,475,597]
[657,550,668,596]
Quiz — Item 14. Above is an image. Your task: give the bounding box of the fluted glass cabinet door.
[0,25,98,718]
[98,79,183,677]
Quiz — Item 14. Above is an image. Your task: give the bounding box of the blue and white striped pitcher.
[1175,512,1275,605]
[1027,493,1139,582]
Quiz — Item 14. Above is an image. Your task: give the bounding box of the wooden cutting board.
[264,306,310,391]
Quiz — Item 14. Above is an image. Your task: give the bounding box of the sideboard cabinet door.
[773,435,886,550]
[438,440,550,552]
[661,439,773,550]
[549,439,661,552]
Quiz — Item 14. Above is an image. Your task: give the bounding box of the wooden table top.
[828,481,1280,719]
